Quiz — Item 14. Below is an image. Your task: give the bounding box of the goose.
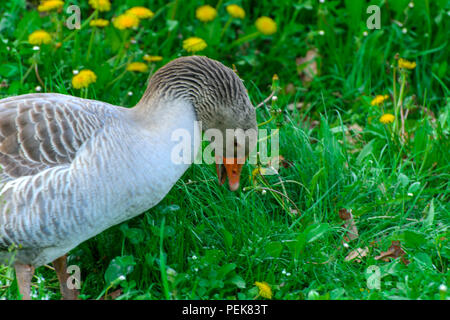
[0,56,257,300]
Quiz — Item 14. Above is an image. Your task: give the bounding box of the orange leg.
[14,263,35,300]
[52,255,79,300]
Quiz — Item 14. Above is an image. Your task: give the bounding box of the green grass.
[0,0,449,300]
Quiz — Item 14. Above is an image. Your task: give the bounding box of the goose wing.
[0,93,112,181]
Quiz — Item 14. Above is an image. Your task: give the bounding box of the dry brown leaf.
[100,288,123,300]
[345,247,369,263]
[268,155,293,170]
[296,49,319,84]
[375,240,410,265]
[339,208,359,242]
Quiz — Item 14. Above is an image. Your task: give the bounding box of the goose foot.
[53,255,79,300]
[14,263,35,300]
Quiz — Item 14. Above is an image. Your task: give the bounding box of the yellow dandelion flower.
[143,55,163,62]
[38,0,64,12]
[113,13,140,30]
[182,37,207,53]
[398,58,416,69]
[89,19,110,27]
[88,0,111,12]
[28,30,52,45]
[126,7,154,19]
[380,113,395,124]
[195,5,217,22]
[72,70,97,89]
[126,62,148,73]
[371,94,389,106]
[254,281,272,299]
[251,167,261,178]
[226,4,245,19]
[255,16,277,35]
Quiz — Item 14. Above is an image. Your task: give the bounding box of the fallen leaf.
[296,49,319,85]
[375,240,410,265]
[345,247,369,263]
[100,288,123,300]
[267,155,293,170]
[339,208,359,242]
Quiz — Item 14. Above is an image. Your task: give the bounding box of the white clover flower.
[319,30,325,36]
[192,255,197,260]
[73,70,79,75]
[402,28,408,34]
[35,86,42,92]
[363,31,368,37]
[272,95,278,102]
[409,2,414,8]
[128,91,133,96]
[439,284,447,292]
[118,275,126,281]
[32,46,40,51]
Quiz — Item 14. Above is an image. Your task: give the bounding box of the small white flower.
[32,46,40,51]
[272,95,278,102]
[286,272,291,277]
[363,31,368,37]
[319,0,325,3]
[130,39,137,44]
[408,2,414,8]
[439,284,447,292]
[194,267,199,272]
[319,30,325,36]
[127,91,133,96]
[343,242,349,248]
[407,192,413,197]
[192,255,197,260]
[261,190,267,195]
[73,70,79,75]
[118,275,126,281]
[402,28,408,34]
[282,269,286,274]
[6,46,10,51]
[35,86,42,92]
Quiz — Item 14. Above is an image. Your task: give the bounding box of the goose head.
[138,55,257,191]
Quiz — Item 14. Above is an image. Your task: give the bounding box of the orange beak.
[216,157,245,191]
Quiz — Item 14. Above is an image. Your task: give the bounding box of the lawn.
[0,0,448,300]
